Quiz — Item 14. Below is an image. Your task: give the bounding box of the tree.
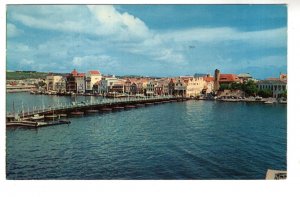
[258,89,273,98]
[242,80,258,96]
[219,84,230,91]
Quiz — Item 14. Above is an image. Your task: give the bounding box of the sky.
[6,5,287,79]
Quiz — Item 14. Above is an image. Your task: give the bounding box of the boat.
[113,106,124,110]
[70,111,84,116]
[30,114,44,121]
[86,109,99,113]
[264,101,274,104]
[125,105,136,109]
[44,114,58,120]
[100,108,112,112]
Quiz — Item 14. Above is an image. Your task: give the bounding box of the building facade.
[257,80,287,98]
[85,70,101,93]
[46,75,63,91]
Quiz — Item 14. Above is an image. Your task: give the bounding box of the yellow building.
[46,75,63,91]
[86,70,102,93]
[186,77,206,97]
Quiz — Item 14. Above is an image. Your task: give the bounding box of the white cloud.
[72,55,119,69]
[20,59,34,65]
[7,5,286,76]
[161,27,287,48]
[87,5,152,40]
[7,23,23,37]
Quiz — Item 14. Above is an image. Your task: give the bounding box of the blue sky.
[6,5,287,79]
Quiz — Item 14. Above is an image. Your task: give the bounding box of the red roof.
[204,76,214,82]
[77,73,85,77]
[219,74,240,83]
[71,69,78,76]
[89,70,101,75]
[267,78,280,81]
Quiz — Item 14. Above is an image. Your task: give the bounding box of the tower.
[214,69,220,91]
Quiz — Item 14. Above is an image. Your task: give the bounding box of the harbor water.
[6,92,287,179]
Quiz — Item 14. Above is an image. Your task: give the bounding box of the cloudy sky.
[7,5,287,79]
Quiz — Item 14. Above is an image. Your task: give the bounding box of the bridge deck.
[7,96,182,120]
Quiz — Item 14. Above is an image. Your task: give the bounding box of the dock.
[6,120,71,128]
[265,169,287,180]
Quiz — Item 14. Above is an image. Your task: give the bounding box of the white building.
[86,70,101,93]
[257,80,287,98]
[98,76,119,94]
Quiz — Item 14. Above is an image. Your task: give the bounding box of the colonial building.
[55,77,67,92]
[66,69,78,93]
[257,80,287,98]
[237,73,253,83]
[257,73,287,98]
[186,77,206,97]
[85,70,101,93]
[98,75,119,95]
[111,79,125,93]
[214,69,240,91]
[75,73,85,94]
[45,74,63,91]
[203,75,215,94]
[146,80,155,96]
[174,78,188,97]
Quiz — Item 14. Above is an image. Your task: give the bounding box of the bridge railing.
[7,95,175,117]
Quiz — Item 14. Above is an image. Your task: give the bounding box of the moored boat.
[30,114,44,121]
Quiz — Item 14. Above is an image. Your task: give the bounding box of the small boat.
[70,111,84,116]
[100,108,112,112]
[86,109,99,113]
[58,114,68,118]
[125,105,136,109]
[30,114,44,121]
[113,106,124,110]
[44,114,58,119]
[264,101,274,104]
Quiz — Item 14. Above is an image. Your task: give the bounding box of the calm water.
[6,93,287,179]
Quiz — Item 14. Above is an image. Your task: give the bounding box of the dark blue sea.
[6,93,287,179]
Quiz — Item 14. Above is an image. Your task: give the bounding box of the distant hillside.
[6,71,66,80]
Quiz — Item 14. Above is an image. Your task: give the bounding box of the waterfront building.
[203,75,215,94]
[111,79,125,94]
[66,69,78,93]
[161,78,171,95]
[55,77,67,92]
[257,73,287,98]
[186,77,206,97]
[98,75,119,95]
[46,74,63,91]
[154,80,164,96]
[214,69,240,91]
[85,70,101,93]
[146,80,155,96]
[75,73,85,94]
[237,73,253,83]
[174,78,188,97]
[168,78,175,95]
[280,73,287,81]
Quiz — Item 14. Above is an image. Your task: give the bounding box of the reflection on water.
[6,93,287,179]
